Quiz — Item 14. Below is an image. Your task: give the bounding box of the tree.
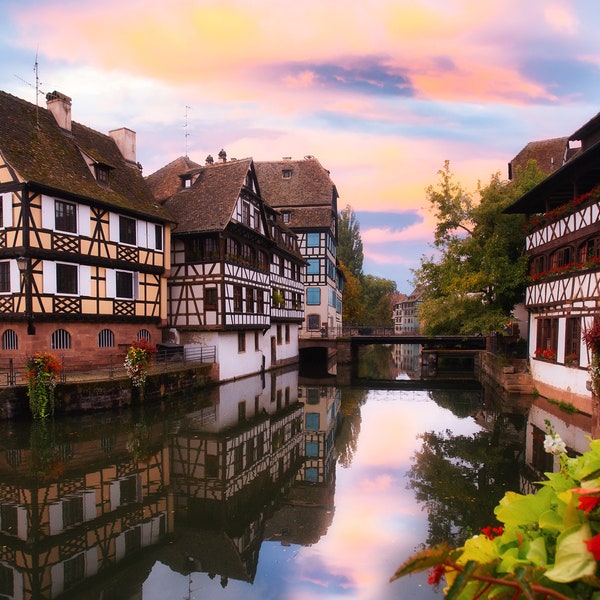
[338,204,364,279]
[361,274,397,326]
[339,261,364,324]
[413,160,546,335]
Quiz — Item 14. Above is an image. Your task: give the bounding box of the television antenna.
[14,50,44,127]
[184,105,191,157]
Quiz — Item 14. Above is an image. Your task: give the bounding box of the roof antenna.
[34,49,40,128]
[184,105,191,157]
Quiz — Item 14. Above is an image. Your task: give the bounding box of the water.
[0,350,548,600]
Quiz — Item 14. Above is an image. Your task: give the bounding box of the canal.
[0,344,592,599]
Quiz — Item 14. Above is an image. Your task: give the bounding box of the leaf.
[525,536,548,567]
[514,567,535,599]
[446,561,478,600]
[545,523,597,583]
[390,543,452,581]
[539,508,563,532]
[494,487,554,527]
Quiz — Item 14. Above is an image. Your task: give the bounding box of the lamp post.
[16,256,35,335]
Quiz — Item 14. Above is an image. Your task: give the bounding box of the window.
[120,476,139,504]
[282,169,292,178]
[306,233,320,247]
[51,329,71,350]
[205,287,217,310]
[154,224,163,251]
[0,505,17,535]
[306,441,319,457]
[549,247,573,269]
[242,202,250,226]
[0,562,13,597]
[137,329,151,342]
[258,250,268,271]
[64,553,85,590]
[285,324,290,343]
[227,238,241,258]
[116,271,134,299]
[307,258,320,275]
[565,317,581,364]
[255,331,260,351]
[238,401,246,423]
[98,329,115,348]
[0,262,9,293]
[206,454,218,478]
[578,236,600,263]
[119,216,137,245]
[530,255,546,277]
[246,287,255,313]
[257,290,264,314]
[238,331,246,353]
[307,288,321,305]
[536,317,558,359]
[2,330,17,350]
[277,324,282,345]
[95,164,110,185]
[182,175,192,188]
[233,286,243,312]
[56,263,78,295]
[307,314,320,330]
[55,200,77,233]
[62,496,84,528]
[306,413,320,430]
[282,211,290,223]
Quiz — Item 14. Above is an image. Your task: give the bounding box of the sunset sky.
[1,0,599,293]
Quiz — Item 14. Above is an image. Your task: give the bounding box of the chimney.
[109,127,137,165]
[46,90,72,131]
[218,149,227,163]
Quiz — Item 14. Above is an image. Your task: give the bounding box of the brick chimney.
[46,90,72,131]
[218,149,227,163]
[109,127,137,166]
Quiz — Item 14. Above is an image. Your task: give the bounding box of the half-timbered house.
[505,112,600,414]
[255,157,343,337]
[146,153,305,381]
[0,90,172,367]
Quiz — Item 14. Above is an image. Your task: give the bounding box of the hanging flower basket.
[583,321,600,397]
[25,352,62,419]
[124,339,156,388]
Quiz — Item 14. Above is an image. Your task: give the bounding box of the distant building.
[507,136,575,179]
[146,153,305,381]
[505,112,600,414]
[393,287,423,334]
[0,90,172,365]
[255,158,343,337]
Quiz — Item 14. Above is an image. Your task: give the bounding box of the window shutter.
[78,204,90,236]
[41,195,55,230]
[83,490,96,522]
[109,480,120,510]
[137,220,147,249]
[79,265,91,297]
[2,193,12,227]
[105,269,116,298]
[49,502,63,536]
[109,213,120,243]
[43,261,56,294]
[85,548,98,576]
[10,260,19,293]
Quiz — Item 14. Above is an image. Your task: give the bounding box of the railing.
[0,346,216,387]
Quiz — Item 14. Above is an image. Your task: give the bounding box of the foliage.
[583,322,600,398]
[29,420,64,481]
[338,204,364,279]
[25,352,62,419]
[360,274,398,326]
[124,339,156,388]
[413,160,546,335]
[127,422,153,462]
[339,261,365,324]
[392,425,600,599]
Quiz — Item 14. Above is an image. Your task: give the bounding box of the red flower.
[585,534,600,560]
[428,564,445,585]
[572,487,600,513]
[481,525,504,540]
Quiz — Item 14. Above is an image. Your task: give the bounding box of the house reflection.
[0,416,171,599]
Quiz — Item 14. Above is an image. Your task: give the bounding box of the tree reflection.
[407,422,523,548]
[336,387,367,468]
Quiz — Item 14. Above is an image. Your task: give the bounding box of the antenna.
[184,105,191,157]
[14,49,44,128]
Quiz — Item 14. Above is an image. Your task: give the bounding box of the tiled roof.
[508,137,569,178]
[254,157,338,211]
[147,157,254,234]
[0,91,169,221]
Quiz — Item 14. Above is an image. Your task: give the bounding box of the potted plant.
[124,339,156,390]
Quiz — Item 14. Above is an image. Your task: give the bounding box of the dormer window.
[282,169,292,179]
[182,175,192,189]
[94,164,111,186]
[282,211,290,223]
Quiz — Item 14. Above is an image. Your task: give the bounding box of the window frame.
[56,262,78,295]
[54,199,77,234]
[119,216,137,246]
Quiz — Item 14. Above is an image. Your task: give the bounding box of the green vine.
[25,352,61,419]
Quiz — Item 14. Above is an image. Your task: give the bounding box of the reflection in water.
[0,355,590,599]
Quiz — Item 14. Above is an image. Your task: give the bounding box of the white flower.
[544,433,566,456]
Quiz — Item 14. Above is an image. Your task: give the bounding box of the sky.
[1,0,599,294]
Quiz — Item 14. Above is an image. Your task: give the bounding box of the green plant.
[124,339,156,388]
[25,352,61,419]
[583,321,600,398]
[391,424,600,598]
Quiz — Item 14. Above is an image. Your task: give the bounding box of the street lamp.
[16,256,35,335]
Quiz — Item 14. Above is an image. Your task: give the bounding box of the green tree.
[338,204,364,279]
[339,261,364,324]
[361,274,397,326]
[413,160,546,335]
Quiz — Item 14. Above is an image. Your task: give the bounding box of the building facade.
[146,153,305,381]
[506,113,600,414]
[0,90,171,367]
[255,158,343,337]
[393,287,422,334]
